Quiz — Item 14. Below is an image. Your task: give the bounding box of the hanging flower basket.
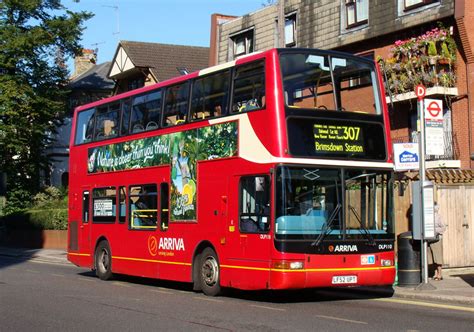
[378,24,457,95]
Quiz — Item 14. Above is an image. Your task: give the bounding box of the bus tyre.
[200,248,221,296]
[95,240,113,280]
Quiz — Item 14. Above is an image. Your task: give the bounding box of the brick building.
[210,0,474,267]
[212,0,474,170]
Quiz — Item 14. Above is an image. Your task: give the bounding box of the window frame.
[162,82,191,127]
[231,60,266,114]
[94,103,120,141]
[74,108,96,145]
[404,0,439,11]
[92,187,117,224]
[130,90,163,134]
[82,191,90,223]
[345,0,369,29]
[190,69,231,122]
[128,184,158,230]
[239,175,271,234]
[285,13,297,47]
[230,28,255,59]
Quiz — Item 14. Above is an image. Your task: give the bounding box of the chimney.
[72,49,97,78]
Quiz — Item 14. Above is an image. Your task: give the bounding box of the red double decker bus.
[68,48,395,296]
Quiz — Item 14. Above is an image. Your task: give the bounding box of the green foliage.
[0,0,93,195]
[379,24,457,95]
[3,188,32,215]
[427,41,437,56]
[2,186,68,230]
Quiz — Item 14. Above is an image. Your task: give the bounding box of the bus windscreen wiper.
[348,205,376,246]
[311,203,341,247]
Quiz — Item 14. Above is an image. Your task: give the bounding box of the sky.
[65,0,265,71]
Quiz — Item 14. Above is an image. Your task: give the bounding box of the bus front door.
[226,175,272,289]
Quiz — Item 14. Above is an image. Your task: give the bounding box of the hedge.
[1,208,68,231]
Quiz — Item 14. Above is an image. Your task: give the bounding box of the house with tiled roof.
[46,51,114,188]
[108,41,210,94]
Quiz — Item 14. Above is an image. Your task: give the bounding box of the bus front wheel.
[200,248,221,296]
[95,240,113,280]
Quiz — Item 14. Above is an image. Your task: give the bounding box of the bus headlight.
[381,259,392,266]
[272,260,304,270]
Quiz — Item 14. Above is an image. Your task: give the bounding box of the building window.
[285,14,297,47]
[231,29,254,59]
[404,0,439,11]
[345,0,368,28]
[127,77,144,91]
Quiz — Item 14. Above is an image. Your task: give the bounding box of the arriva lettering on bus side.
[159,237,185,251]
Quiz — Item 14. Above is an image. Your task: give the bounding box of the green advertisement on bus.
[87,122,238,221]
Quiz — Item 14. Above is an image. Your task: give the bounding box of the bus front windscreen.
[275,166,394,241]
[279,52,382,115]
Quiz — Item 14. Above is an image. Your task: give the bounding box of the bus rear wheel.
[95,240,113,280]
[200,248,221,296]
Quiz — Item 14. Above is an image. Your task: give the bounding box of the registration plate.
[332,275,358,284]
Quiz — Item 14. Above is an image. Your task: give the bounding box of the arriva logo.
[333,245,358,252]
[159,237,185,251]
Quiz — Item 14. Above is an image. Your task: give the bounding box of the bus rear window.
[75,108,95,145]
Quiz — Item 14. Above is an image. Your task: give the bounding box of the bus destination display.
[314,123,364,155]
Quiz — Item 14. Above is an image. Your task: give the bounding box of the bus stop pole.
[418,98,429,284]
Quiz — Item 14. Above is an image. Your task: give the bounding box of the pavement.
[1,246,473,306]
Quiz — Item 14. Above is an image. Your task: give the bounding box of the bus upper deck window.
[163,82,190,127]
[75,108,95,145]
[130,90,162,133]
[95,104,120,140]
[191,70,230,121]
[232,61,265,113]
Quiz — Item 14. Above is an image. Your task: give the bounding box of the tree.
[0,0,92,206]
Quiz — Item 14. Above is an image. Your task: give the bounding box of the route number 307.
[341,126,361,141]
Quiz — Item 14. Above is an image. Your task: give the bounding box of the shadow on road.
[76,270,394,303]
[451,274,474,287]
[0,249,40,270]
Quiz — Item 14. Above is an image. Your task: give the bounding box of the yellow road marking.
[249,304,286,312]
[26,269,39,273]
[372,298,474,313]
[112,281,131,287]
[151,289,174,295]
[193,296,224,303]
[316,315,368,325]
[51,273,65,277]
